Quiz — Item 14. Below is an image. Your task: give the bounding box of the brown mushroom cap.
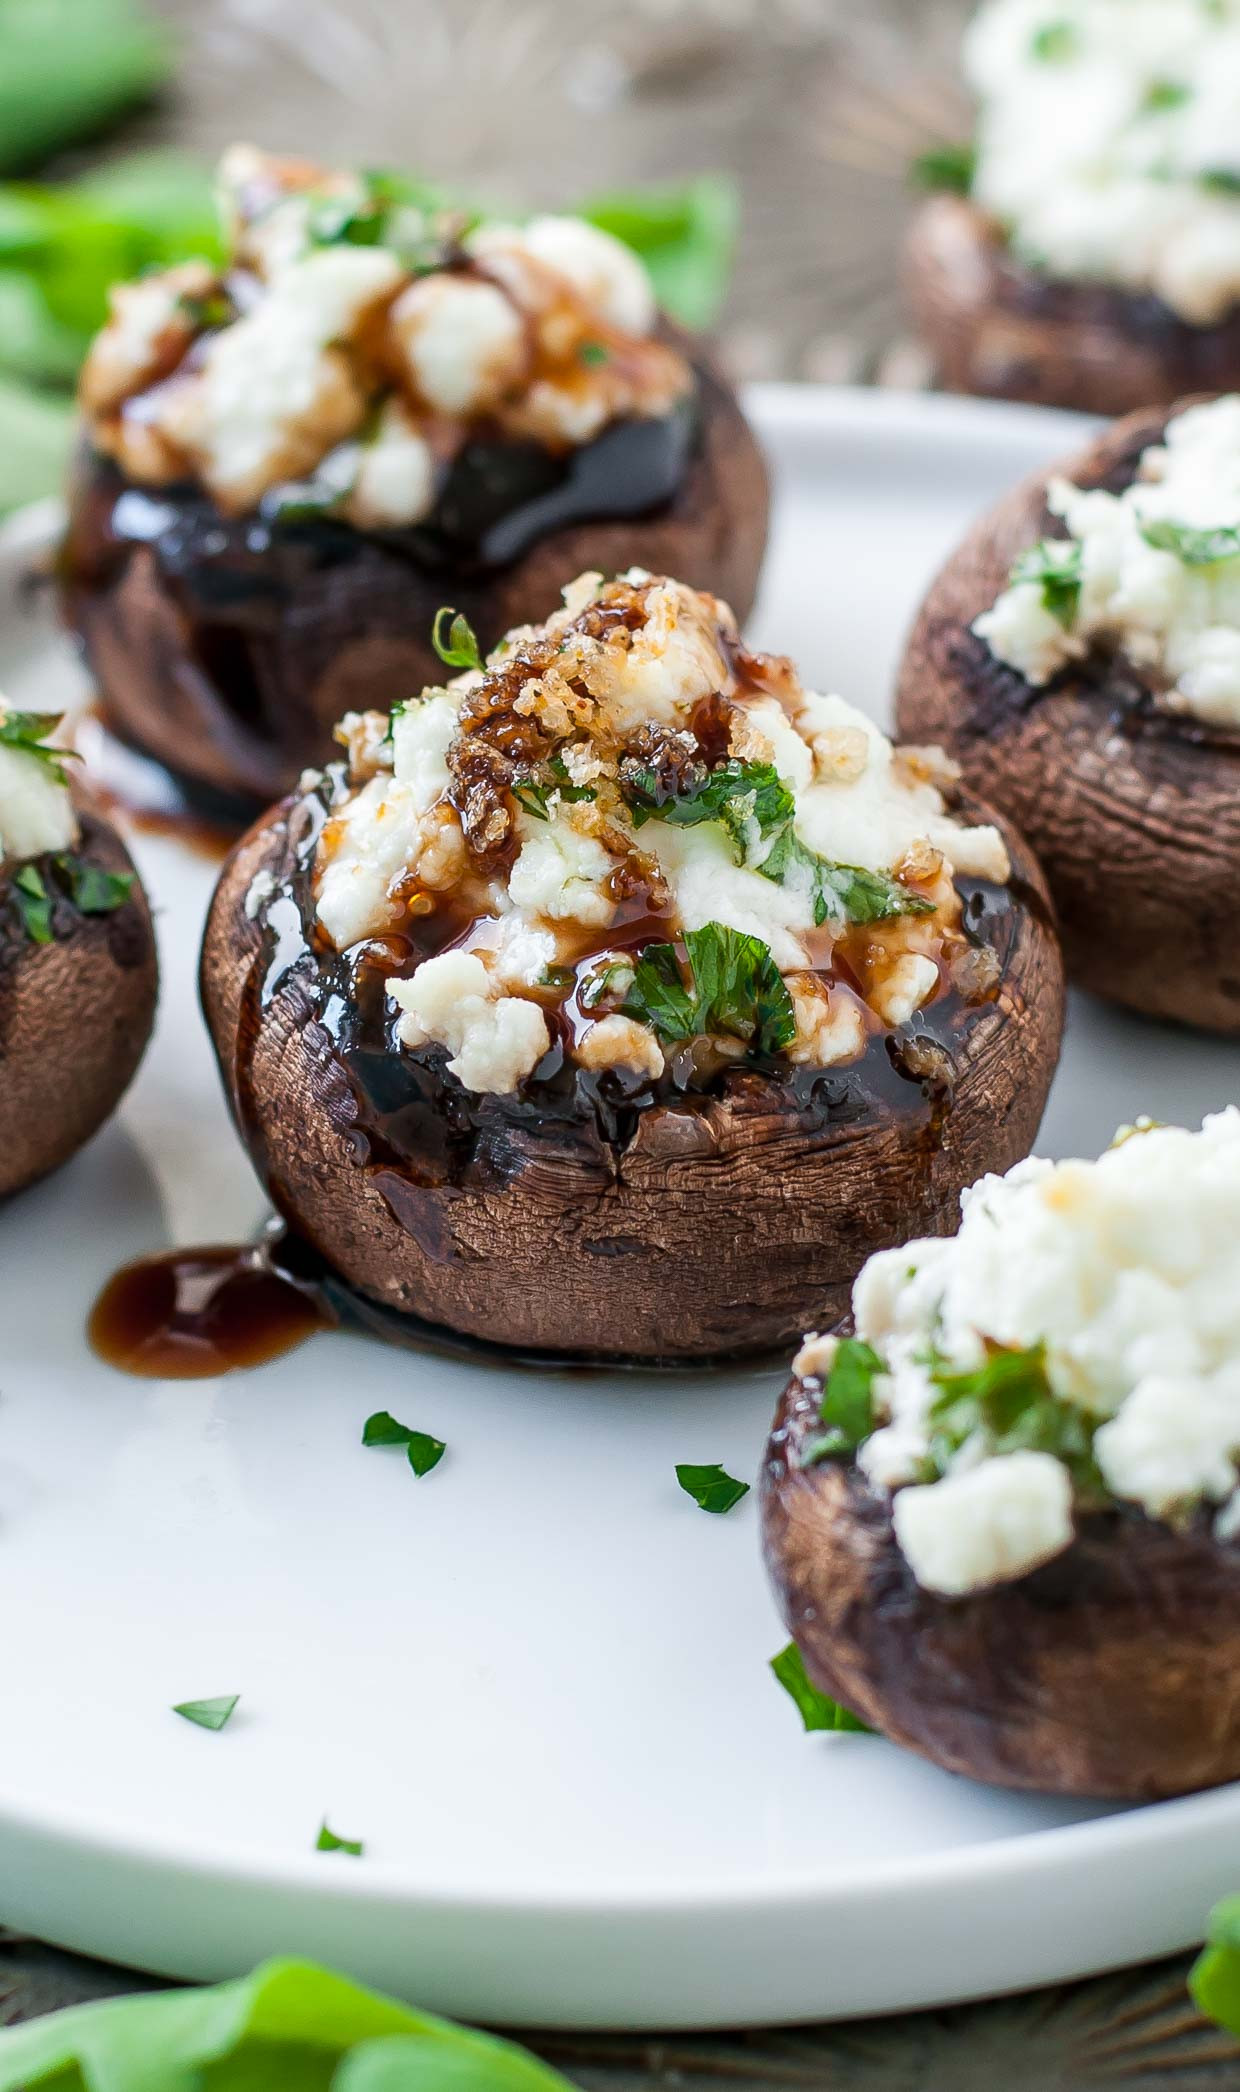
[199,784,1064,1363]
[58,359,769,819]
[907,195,1240,415]
[895,400,1240,1034]
[762,1365,1240,1799]
[0,803,158,1199]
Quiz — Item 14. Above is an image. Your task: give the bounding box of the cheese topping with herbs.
[799,1112,1240,1597]
[0,704,78,864]
[306,572,1012,1096]
[975,395,1240,725]
[77,145,691,520]
[965,0,1240,324]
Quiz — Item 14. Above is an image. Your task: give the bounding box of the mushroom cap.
[59,357,769,818]
[895,400,1240,1034]
[199,785,1064,1363]
[906,195,1240,416]
[0,802,158,1199]
[762,1364,1240,1799]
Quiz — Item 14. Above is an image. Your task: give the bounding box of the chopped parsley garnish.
[622,757,933,927]
[172,1694,239,1733]
[800,1338,883,1466]
[924,1340,1101,1490]
[316,1821,364,1857]
[1145,79,1190,111]
[675,1462,750,1514]
[431,606,484,674]
[64,859,135,914]
[177,288,234,331]
[12,865,53,944]
[1009,537,1084,626]
[1031,18,1078,60]
[909,141,977,195]
[1201,168,1240,194]
[0,708,77,787]
[513,755,597,820]
[770,1644,873,1733]
[362,1409,446,1477]
[578,340,610,366]
[622,921,796,1056]
[538,963,577,990]
[1139,517,1240,566]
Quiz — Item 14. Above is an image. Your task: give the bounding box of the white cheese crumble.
[965,0,1240,324]
[304,572,1019,1095]
[975,394,1240,725]
[390,274,528,417]
[389,951,550,1093]
[837,1110,1240,1592]
[0,708,78,864]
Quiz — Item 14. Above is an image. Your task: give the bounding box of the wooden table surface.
[7,0,1239,2080]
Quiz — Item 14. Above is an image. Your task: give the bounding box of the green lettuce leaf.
[578,175,737,330]
[0,0,169,176]
[0,1956,570,2091]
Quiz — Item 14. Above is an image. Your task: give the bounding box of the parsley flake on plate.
[316,1821,364,1857]
[172,1694,239,1732]
[675,1462,750,1514]
[770,1643,873,1733]
[362,1410,446,1477]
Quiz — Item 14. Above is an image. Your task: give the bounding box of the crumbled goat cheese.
[391,274,528,417]
[389,951,549,1094]
[844,1111,1240,1590]
[309,572,1020,1093]
[793,1332,840,1380]
[0,714,78,863]
[79,261,213,417]
[892,1452,1076,1596]
[344,398,436,529]
[976,394,1240,725]
[244,868,277,920]
[965,0,1240,324]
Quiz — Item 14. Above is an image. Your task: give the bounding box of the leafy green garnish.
[1010,537,1084,626]
[362,1409,446,1477]
[578,175,737,331]
[909,142,977,195]
[675,1462,750,1514]
[317,1822,364,1857]
[172,1694,239,1733]
[431,606,484,674]
[800,1338,883,1466]
[12,864,53,943]
[623,757,932,927]
[1031,18,1079,59]
[771,1644,873,1734]
[578,340,609,366]
[513,754,597,820]
[1201,168,1240,194]
[1140,517,1240,565]
[0,707,75,784]
[924,1341,1101,1488]
[0,1957,569,2090]
[1191,1896,1240,2037]
[62,857,134,914]
[623,921,796,1056]
[0,0,169,178]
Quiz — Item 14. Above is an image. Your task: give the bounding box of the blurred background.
[0,0,974,517]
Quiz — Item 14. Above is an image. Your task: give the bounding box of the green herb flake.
[1031,18,1079,60]
[675,1462,750,1514]
[12,863,53,944]
[1145,79,1191,111]
[578,340,609,366]
[61,856,134,915]
[926,1341,1101,1490]
[316,1821,364,1857]
[0,708,77,785]
[623,920,796,1057]
[770,1644,873,1733]
[362,1409,446,1477]
[431,606,484,674]
[1140,517,1240,566]
[1201,167,1240,194]
[909,142,977,195]
[1191,1895,1240,2036]
[1010,536,1084,626]
[800,1338,883,1466]
[172,1694,239,1733]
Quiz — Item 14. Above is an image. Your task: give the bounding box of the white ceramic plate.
[2,385,1238,2035]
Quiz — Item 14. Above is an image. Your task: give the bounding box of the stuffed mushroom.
[58,146,768,818]
[897,393,1240,1033]
[0,705,157,1198]
[763,1112,1240,1800]
[200,570,1063,1362]
[908,0,1240,415]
